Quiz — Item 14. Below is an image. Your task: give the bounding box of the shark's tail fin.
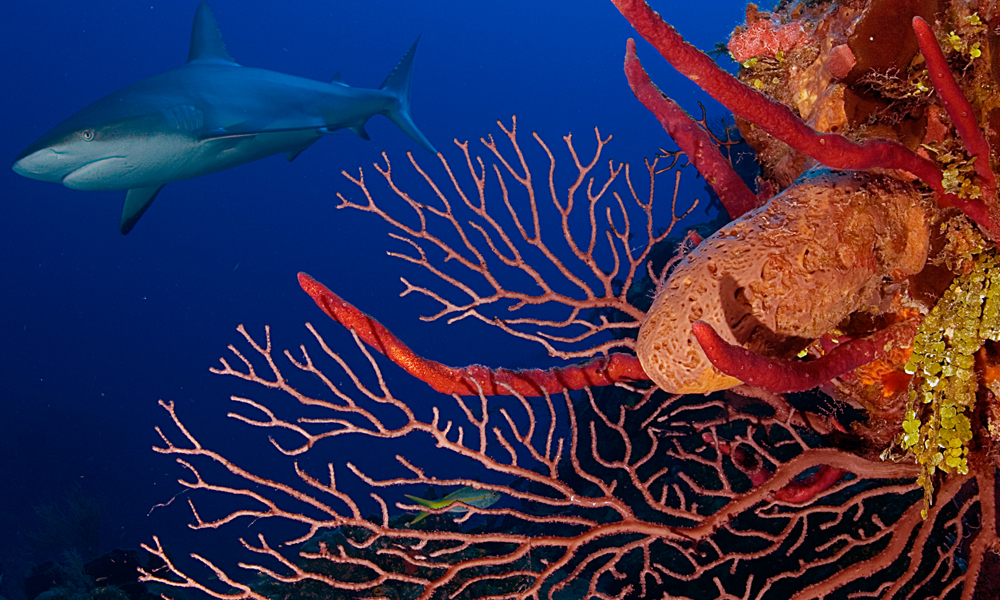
[380,37,438,154]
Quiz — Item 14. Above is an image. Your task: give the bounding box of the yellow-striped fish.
[405,487,501,525]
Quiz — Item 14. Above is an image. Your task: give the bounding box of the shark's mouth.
[62,157,129,190]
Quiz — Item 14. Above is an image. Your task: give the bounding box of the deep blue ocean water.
[1,0,758,595]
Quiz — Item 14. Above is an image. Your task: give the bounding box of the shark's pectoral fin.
[120,185,165,235]
[286,138,320,162]
[349,123,371,141]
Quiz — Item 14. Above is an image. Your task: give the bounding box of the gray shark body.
[13,2,436,234]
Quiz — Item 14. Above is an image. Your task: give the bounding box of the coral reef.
[27,485,102,560]
[23,549,156,600]
[136,0,1000,597]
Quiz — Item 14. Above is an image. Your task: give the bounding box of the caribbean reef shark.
[12,2,437,234]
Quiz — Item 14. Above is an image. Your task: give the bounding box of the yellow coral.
[924,144,982,200]
[900,249,1000,517]
[945,17,985,61]
[948,31,963,52]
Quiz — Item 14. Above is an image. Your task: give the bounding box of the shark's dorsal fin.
[329,73,350,88]
[379,35,420,95]
[187,2,238,65]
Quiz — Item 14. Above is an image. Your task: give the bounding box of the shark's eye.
[81,129,95,142]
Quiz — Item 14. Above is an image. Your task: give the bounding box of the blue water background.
[1,0,757,592]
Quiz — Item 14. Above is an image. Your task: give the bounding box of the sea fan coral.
[138,0,1000,598]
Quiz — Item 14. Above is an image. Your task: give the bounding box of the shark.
[12,2,437,234]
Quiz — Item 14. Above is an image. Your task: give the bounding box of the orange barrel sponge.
[637,168,933,394]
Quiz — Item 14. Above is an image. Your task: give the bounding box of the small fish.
[405,486,501,525]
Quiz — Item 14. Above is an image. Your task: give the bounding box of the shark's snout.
[13,148,130,190]
[12,148,71,183]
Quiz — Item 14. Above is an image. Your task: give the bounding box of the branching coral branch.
[141,319,991,599]
[335,117,697,360]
